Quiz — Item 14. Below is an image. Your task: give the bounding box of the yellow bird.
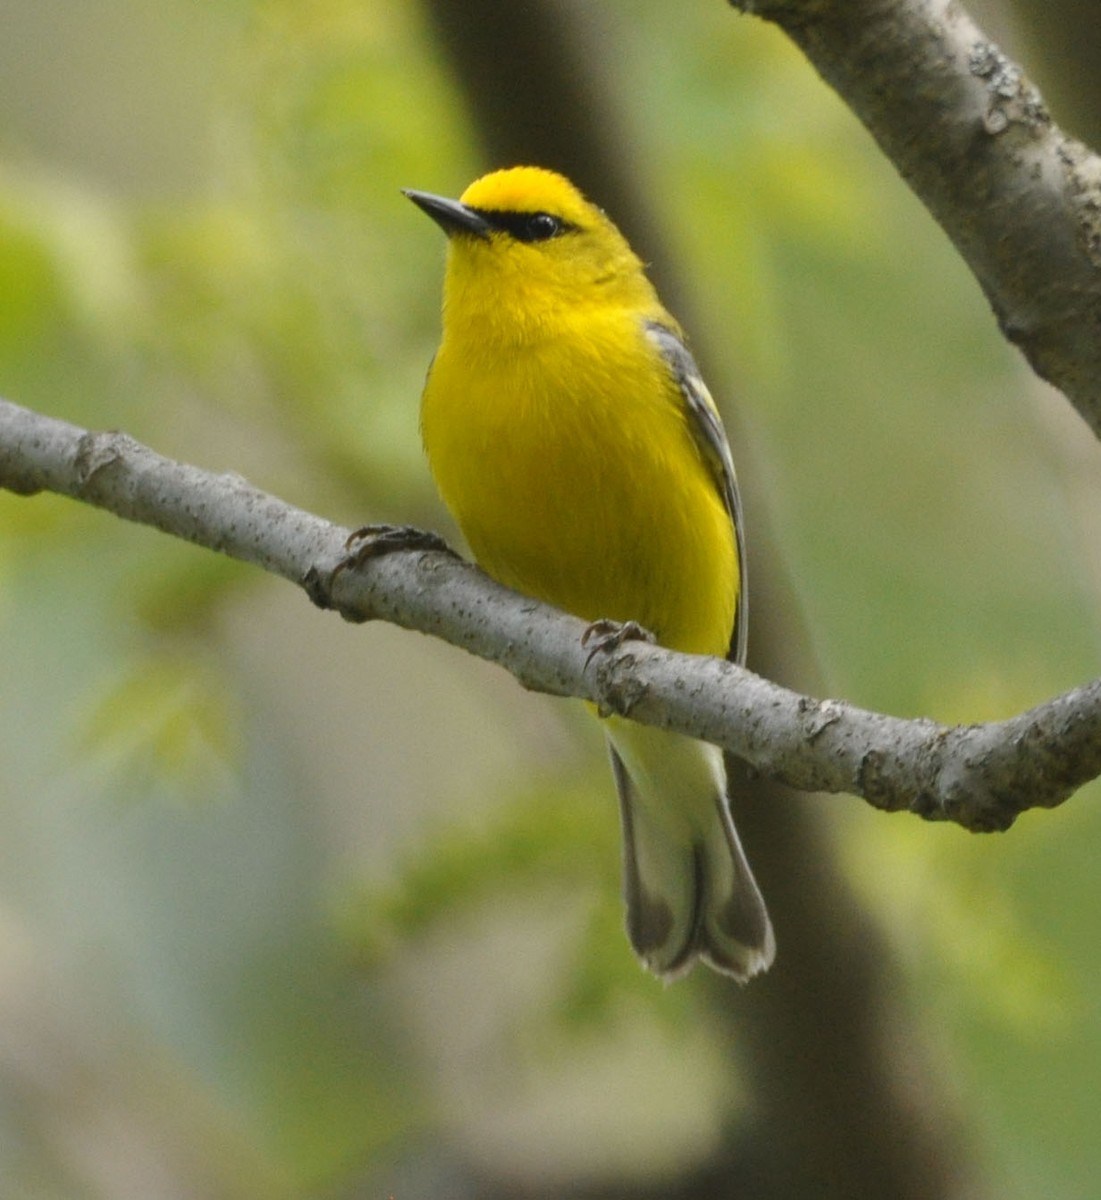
[406,166,774,981]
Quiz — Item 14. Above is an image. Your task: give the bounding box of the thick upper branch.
[733,0,1101,435]
[2,395,1098,831]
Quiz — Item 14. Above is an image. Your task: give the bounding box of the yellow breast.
[420,308,738,659]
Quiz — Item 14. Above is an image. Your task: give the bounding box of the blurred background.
[1,1,1100,1196]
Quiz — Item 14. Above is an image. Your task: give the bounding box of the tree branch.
[3,394,1098,832]
[732,0,1101,437]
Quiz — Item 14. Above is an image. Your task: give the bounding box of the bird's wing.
[644,321,747,665]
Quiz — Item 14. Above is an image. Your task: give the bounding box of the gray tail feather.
[610,747,774,982]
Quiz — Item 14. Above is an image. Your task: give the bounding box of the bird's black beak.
[403,188,491,239]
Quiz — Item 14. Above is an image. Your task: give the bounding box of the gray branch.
[2,395,1098,832]
[733,0,1101,436]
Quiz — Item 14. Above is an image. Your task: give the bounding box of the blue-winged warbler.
[406,166,774,981]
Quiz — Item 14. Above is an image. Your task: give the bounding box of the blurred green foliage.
[1,0,1100,1196]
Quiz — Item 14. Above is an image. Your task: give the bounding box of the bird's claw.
[308,524,453,614]
[582,618,656,668]
[339,523,451,568]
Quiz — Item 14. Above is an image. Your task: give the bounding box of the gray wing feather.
[644,321,747,666]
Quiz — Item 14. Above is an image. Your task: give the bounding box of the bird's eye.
[517,212,562,242]
[479,208,572,242]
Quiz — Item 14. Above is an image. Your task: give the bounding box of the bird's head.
[405,167,656,328]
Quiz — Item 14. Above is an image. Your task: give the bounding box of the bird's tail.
[606,719,774,982]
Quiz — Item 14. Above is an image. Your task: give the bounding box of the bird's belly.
[423,357,738,658]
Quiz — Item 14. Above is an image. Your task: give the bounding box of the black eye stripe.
[470,208,576,243]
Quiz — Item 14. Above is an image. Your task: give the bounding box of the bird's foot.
[581,618,656,668]
[305,524,453,615]
[341,523,451,566]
